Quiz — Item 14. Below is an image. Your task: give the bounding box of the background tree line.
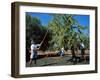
[26,14,89,51]
[26,14,51,51]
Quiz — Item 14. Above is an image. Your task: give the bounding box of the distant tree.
[26,14,51,50]
[26,14,42,48]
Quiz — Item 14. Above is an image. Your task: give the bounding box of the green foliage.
[48,14,89,51]
[26,14,51,50]
[26,14,89,51]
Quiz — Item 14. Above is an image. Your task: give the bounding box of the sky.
[26,12,53,26]
[26,12,90,35]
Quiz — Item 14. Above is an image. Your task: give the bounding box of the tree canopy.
[26,14,51,50]
[48,14,89,51]
[26,14,89,51]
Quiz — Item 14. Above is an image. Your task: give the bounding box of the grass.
[26,55,89,67]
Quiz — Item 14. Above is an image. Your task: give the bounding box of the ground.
[26,54,89,67]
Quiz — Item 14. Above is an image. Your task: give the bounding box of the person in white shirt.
[29,40,40,65]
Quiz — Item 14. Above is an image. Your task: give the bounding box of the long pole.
[39,29,49,49]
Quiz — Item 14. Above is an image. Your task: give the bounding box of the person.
[29,40,41,65]
[80,42,85,60]
[57,48,65,57]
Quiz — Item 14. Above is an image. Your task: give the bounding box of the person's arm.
[35,44,41,50]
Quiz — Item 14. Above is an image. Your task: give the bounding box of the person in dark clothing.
[57,48,65,57]
[80,42,85,60]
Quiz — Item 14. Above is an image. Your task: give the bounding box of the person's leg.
[34,58,37,64]
[33,51,37,64]
[60,51,64,57]
[29,58,32,65]
[81,48,87,62]
[81,48,85,59]
[29,52,33,65]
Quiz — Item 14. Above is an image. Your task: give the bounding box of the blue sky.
[26,12,53,26]
[73,15,89,27]
[26,12,90,35]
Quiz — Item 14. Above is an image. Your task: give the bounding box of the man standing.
[80,42,85,60]
[29,40,40,65]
